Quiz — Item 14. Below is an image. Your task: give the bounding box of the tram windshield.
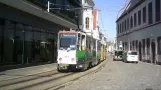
[59,34,77,50]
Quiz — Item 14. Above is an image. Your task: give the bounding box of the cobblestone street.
[60,56,161,90]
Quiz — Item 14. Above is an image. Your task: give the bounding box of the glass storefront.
[4,20,15,64]
[0,19,3,65]
[0,18,58,66]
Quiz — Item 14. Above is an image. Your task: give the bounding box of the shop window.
[147,38,150,55]
[0,18,4,64]
[15,23,24,64]
[136,40,138,50]
[33,27,41,62]
[4,20,15,63]
[47,32,57,62]
[142,39,145,55]
[132,41,135,50]
[25,26,33,63]
[157,37,161,54]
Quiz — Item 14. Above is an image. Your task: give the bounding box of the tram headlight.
[71,58,75,61]
[59,58,62,61]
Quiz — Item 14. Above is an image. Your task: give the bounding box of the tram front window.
[59,34,77,50]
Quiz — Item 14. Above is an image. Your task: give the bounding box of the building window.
[138,10,141,25]
[125,20,126,31]
[85,17,89,29]
[155,0,160,22]
[117,24,119,35]
[130,16,133,28]
[85,0,87,3]
[136,40,138,51]
[130,42,132,50]
[148,2,153,25]
[157,37,161,54]
[120,23,122,33]
[147,38,150,55]
[122,22,124,32]
[143,6,146,23]
[127,18,129,30]
[142,39,145,55]
[132,41,135,50]
[134,13,137,27]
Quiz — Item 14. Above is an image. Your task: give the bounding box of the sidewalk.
[0,63,57,81]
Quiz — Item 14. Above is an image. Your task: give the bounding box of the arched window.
[85,17,89,29]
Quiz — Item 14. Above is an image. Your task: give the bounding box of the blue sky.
[94,0,126,41]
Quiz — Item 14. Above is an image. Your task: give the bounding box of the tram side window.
[77,33,81,50]
[86,38,89,50]
[81,35,85,51]
[86,37,90,51]
[93,39,96,50]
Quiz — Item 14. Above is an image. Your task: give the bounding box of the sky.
[94,0,126,41]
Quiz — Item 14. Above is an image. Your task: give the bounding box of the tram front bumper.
[58,64,69,70]
[75,61,85,69]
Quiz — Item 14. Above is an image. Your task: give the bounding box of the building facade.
[81,0,94,35]
[116,0,161,64]
[0,0,81,67]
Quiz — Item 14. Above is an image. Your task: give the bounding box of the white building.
[81,0,94,35]
[80,0,101,40]
[116,0,161,64]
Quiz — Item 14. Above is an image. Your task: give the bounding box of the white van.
[123,51,138,63]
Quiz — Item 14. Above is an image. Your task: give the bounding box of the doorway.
[151,40,156,64]
[139,41,142,61]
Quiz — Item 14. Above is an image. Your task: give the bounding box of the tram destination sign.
[60,34,76,37]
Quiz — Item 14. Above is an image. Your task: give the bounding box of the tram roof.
[58,30,77,34]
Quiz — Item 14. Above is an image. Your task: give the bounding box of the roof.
[116,0,145,22]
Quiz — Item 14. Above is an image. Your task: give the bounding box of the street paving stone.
[60,56,161,90]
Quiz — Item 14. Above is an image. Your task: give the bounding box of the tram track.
[0,59,107,90]
[0,69,58,88]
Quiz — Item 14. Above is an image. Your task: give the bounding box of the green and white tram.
[57,30,99,71]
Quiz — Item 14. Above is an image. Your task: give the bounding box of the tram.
[57,30,105,71]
